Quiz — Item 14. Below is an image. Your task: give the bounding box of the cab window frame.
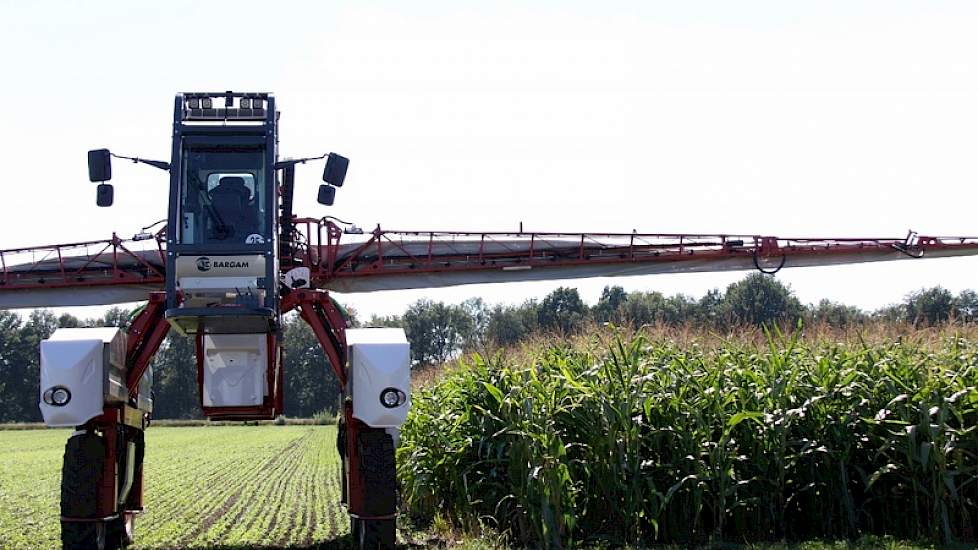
[177,145,270,247]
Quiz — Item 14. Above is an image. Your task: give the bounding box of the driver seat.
[210,176,258,238]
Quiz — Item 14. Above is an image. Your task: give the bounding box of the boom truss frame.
[2,219,978,302]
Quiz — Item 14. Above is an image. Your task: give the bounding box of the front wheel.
[60,431,132,549]
[351,429,397,549]
[61,518,127,550]
[351,517,395,550]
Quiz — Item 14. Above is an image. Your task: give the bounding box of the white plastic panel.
[179,276,258,290]
[136,365,153,413]
[202,334,268,407]
[46,327,127,365]
[39,327,128,428]
[348,328,411,428]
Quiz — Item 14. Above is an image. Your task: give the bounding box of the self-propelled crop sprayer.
[2,91,978,550]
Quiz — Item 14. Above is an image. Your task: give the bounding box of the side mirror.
[317,185,336,206]
[88,149,112,182]
[96,184,114,207]
[322,153,349,187]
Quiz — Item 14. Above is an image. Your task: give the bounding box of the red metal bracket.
[125,292,170,396]
[284,289,370,516]
[757,236,781,256]
[283,289,348,387]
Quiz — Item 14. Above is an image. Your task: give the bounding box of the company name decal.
[196,257,250,272]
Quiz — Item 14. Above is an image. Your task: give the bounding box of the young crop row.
[0,429,70,548]
[397,329,978,547]
[0,425,346,549]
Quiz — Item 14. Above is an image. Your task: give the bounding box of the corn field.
[397,327,978,547]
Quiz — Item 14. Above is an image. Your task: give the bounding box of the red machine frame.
[70,292,168,526]
[280,289,387,520]
[73,287,390,526]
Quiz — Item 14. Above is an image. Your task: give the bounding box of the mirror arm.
[274,153,328,170]
[110,153,171,171]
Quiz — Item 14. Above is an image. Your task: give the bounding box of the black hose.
[323,215,354,225]
[752,250,786,274]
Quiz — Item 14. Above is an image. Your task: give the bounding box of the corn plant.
[397,327,978,547]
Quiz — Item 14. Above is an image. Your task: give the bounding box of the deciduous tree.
[537,287,587,334]
[722,273,803,326]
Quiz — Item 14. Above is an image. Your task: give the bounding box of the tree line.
[374,274,978,365]
[1,273,976,422]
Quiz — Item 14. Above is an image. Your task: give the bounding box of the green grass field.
[0,425,348,549]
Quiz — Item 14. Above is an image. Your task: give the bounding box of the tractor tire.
[60,432,127,550]
[353,429,396,549]
[358,430,396,517]
[60,432,104,520]
[62,521,106,550]
[61,519,126,550]
[352,517,395,550]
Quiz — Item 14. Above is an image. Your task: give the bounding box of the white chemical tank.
[201,334,268,407]
[39,327,152,427]
[347,328,411,429]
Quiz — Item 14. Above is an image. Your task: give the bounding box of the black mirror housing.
[96,183,114,207]
[322,153,349,187]
[88,149,112,182]
[317,184,336,206]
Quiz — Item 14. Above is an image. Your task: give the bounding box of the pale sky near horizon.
[1,1,978,321]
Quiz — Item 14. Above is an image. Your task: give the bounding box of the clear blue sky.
[2,1,978,320]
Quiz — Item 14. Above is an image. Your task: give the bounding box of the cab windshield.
[179,148,267,245]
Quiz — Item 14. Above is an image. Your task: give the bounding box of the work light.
[52,388,71,405]
[43,386,72,407]
[379,388,406,408]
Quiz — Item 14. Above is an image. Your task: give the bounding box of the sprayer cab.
[163,92,280,335]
